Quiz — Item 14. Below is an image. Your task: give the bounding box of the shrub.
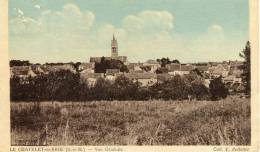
[209,76,229,100]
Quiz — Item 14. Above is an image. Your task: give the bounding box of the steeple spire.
[111,34,118,58]
[113,33,115,40]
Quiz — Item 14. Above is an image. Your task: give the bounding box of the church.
[90,35,127,63]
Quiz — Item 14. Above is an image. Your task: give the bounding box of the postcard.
[0,0,259,151]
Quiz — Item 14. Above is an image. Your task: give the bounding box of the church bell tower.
[111,34,118,58]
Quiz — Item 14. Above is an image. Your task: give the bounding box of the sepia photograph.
[4,0,258,149]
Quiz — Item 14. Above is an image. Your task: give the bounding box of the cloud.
[208,24,223,33]
[10,3,95,35]
[17,9,24,16]
[63,3,81,16]
[34,4,41,9]
[122,10,174,35]
[13,8,24,17]
[9,17,42,35]
[40,4,95,35]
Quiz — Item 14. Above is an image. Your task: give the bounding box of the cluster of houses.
[10,59,244,88]
[80,60,243,88]
[10,63,76,83]
[10,35,244,92]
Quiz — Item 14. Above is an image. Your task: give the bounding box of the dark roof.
[11,66,30,75]
[157,73,172,81]
[79,63,94,69]
[180,65,194,71]
[89,57,102,63]
[195,65,209,71]
[166,63,181,72]
[80,73,104,79]
[106,69,120,75]
[42,64,76,73]
[127,63,143,70]
[124,73,156,79]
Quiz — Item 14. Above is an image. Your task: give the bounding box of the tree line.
[10,70,228,102]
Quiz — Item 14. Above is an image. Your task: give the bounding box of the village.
[8,0,253,147]
[10,35,244,93]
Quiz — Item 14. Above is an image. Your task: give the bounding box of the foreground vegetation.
[11,95,250,145]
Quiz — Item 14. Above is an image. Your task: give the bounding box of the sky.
[9,0,249,63]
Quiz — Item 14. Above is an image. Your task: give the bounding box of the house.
[166,63,180,72]
[78,63,94,72]
[223,75,242,84]
[10,66,37,84]
[80,68,94,74]
[11,66,36,78]
[127,63,144,73]
[106,69,120,76]
[209,64,229,78]
[194,65,209,73]
[80,73,104,87]
[168,64,194,75]
[156,67,169,74]
[90,57,102,63]
[31,65,45,75]
[142,63,161,73]
[105,75,116,81]
[157,73,172,83]
[42,64,76,73]
[105,69,120,81]
[106,72,125,82]
[124,73,157,87]
[143,60,161,73]
[223,75,236,84]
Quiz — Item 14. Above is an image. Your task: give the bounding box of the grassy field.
[11,96,250,145]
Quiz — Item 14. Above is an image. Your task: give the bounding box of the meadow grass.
[11,96,250,145]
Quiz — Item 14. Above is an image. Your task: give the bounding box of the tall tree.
[157,58,180,67]
[209,76,228,101]
[172,59,180,64]
[239,41,251,96]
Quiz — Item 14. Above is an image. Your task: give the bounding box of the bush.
[11,70,81,101]
[190,79,210,100]
[95,58,128,73]
[209,76,229,100]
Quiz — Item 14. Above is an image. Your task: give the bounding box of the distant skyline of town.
[9,0,248,63]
